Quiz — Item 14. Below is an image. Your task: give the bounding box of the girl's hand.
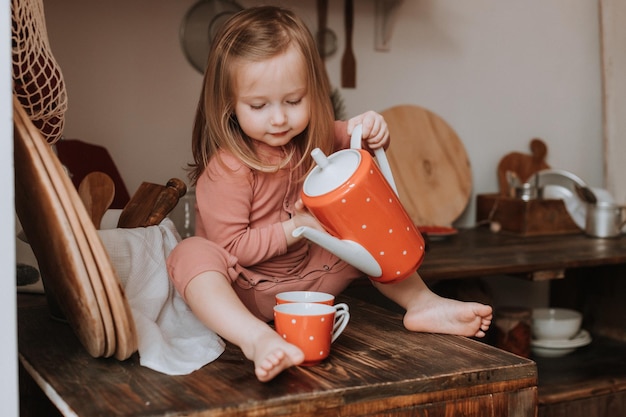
[347,110,390,151]
[282,199,325,246]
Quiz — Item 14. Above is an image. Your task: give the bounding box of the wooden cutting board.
[14,97,137,360]
[496,138,550,196]
[381,105,472,227]
[14,98,107,358]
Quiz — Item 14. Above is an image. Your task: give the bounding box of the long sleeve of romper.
[194,151,291,267]
[195,121,350,269]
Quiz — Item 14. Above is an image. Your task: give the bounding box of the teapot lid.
[303,148,361,197]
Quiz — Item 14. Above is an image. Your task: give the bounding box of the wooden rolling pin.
[117,178,187,228]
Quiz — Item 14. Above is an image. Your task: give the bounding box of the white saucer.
[531,329,592,357]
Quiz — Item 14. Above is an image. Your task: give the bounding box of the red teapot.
[293,125,425,284]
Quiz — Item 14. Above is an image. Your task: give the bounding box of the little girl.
[167,6,492,382]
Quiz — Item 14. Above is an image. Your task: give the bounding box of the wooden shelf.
[418,228,626,281]
[535,335,626,415]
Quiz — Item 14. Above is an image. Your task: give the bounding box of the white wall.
[600,0,626,203]
[2,0,19,413]
[44,0,604,226]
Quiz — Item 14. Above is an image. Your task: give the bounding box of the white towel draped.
[98,218,225,375]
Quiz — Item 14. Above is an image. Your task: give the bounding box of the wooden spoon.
[79,171,115,229]
[341,0,356,88]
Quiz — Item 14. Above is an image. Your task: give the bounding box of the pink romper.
[166,122,363,321]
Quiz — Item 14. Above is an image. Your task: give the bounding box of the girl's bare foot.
[243,328,305,382]
[403,295,493,338]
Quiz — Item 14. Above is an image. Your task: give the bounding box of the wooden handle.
[317,0,328,58]
[344,0,353,46]
[78,171,115,229]
[117,178,187,228]
[145,178,187,226]
[341,0,356,88]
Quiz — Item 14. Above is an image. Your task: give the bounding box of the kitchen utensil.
[117,178,187,228]
[24,120,124,359]
[15,96,119,358]
[528,168,590,229]
[180,0,243,73]
[380,105,472,227]
[78,171,115,229]
[14,96,137,360]
[316,0,328,58]
[515,182,542,201]
[14,97,108,357]
[575,184,597,204]
[497,138,550,196]
[585,201,626,238]
[341,0,356,88]
[293,125,425,284]
[528,169,587,192]
[505,170,521,197]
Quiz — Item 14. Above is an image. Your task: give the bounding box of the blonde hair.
[189,6,335,185]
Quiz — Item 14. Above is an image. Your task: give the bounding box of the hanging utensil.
[317,0,328,58]
[180,0,244,74]
[316,0,338,60]
[574,184,598,204]
[341,0,356,88]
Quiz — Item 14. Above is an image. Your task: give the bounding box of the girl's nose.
[270,106,287,126]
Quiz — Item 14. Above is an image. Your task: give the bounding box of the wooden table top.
[18,294,536,417]
[418,227,626,280]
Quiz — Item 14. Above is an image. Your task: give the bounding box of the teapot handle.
[350,124,399,196]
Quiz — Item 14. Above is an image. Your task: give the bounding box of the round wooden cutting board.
[381,105,472,227]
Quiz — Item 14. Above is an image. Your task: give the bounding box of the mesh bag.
[12,0,67,144]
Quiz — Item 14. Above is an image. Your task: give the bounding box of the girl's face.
[233,45,311,148]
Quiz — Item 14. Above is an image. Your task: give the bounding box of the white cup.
[276,291,335,306]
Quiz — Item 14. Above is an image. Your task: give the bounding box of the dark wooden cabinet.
[417,230,626,417]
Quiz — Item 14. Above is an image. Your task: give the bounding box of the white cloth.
[98,218,225,375]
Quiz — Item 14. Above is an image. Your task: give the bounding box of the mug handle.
[331,303,350,342]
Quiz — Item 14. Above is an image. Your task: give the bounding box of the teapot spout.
[293,226,382,277]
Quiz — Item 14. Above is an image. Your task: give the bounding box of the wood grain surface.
[416,227,626,281]
[14,97,137,360]
[117,178,186,228]
[381,105,472,227]
[14,98,107,358]
[78,171,115,229]
[341,0,356,88]
[18,294,536,416]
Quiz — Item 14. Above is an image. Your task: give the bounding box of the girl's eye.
[287,98,302,106]
[250,104,265,110]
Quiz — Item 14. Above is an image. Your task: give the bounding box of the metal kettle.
[293,125,425,284]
